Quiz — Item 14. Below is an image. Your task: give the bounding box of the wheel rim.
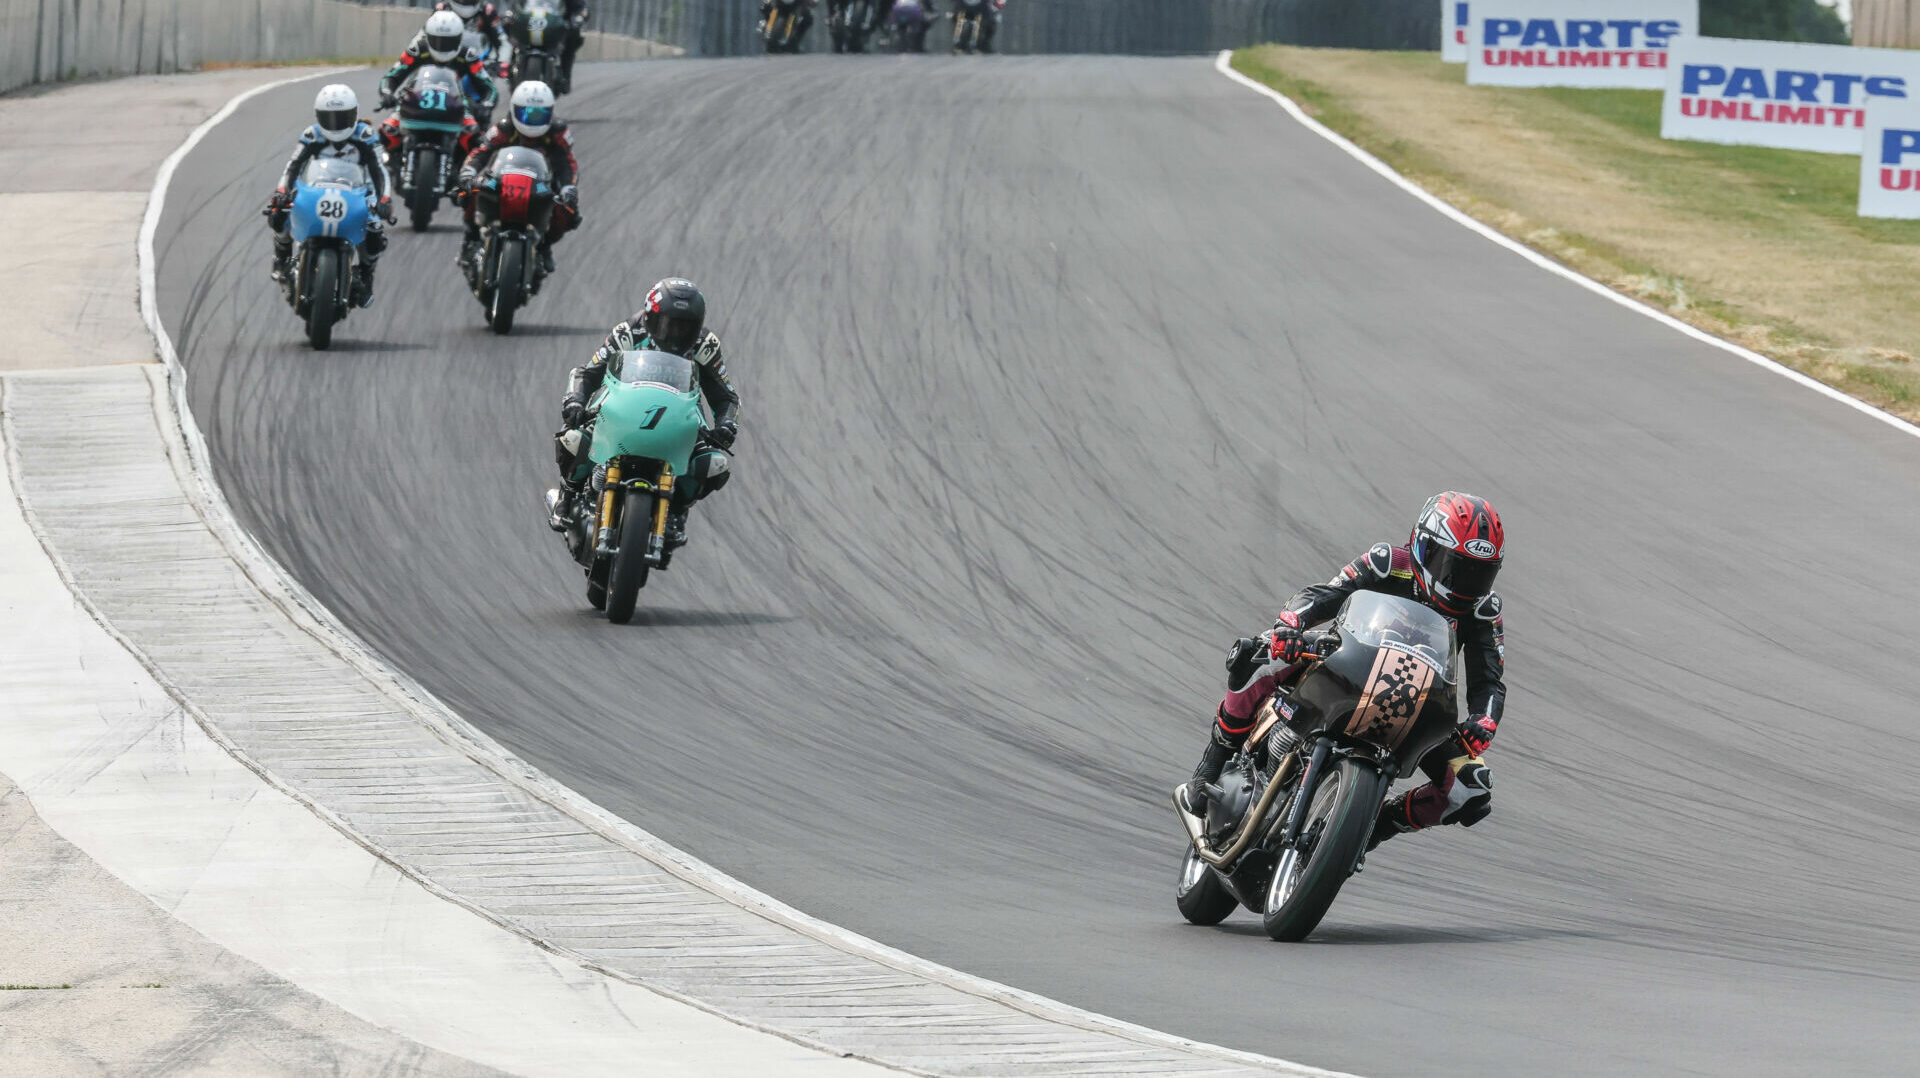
[1177,846,1209,898]
[1267,768,1342,912]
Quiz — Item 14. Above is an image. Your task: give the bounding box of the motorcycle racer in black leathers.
[507,0,590,93]
[547,278,741,547]
[1180,493,1508,850]
[264,84,394,308]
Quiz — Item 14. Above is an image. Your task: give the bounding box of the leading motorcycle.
[951,0,1002,53]
[550,349,706,623]
[282,157,371,350]
[1172,591,1463,941]
[508,0,565,92]
[462,145,556,334]
[763,0,812,52]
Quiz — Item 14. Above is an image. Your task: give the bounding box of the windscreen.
[611,350,695,393]
[1338,591,1456,679]
[414,67,461,94]
[302,157,367,187]
[490,146,552,181]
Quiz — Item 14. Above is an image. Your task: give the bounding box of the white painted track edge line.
[1211,49,1920,445]
[132,68,1361,1078]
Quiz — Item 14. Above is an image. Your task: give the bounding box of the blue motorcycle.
[287,156,371,350]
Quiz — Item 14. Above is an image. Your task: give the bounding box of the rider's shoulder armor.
[692,330,723,368]
[1336,542,1413,586]
[1474,592,1503,622]
[297,124,328,146]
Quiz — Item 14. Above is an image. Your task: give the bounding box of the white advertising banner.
[1662,37,1920,154]
[1443,1,1469,63]
[1465,0,1696,89]
[1859,97,1920,217]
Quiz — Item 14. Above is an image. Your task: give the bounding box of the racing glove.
[1262,610,1307,665]
[1455,715,1498,758]
[378,91,397,110]
[561,394,588,427]
[496,61,512,78]
[376,198,396,224]
[559,185,579,209]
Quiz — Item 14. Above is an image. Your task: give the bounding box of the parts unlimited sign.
[1466,0,1696,89]
[1859,97,1920,217]
[1663,37,1920,154]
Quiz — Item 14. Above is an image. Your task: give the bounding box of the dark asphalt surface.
[159,57,1920,1077]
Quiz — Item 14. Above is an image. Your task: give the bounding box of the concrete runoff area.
[154,57,1920,1078]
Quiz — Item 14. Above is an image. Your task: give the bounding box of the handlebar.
[1299,630,1339,660]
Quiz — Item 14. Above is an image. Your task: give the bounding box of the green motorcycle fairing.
[586,350,704,477]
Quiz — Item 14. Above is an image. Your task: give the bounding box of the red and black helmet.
[1410,491,1504,614]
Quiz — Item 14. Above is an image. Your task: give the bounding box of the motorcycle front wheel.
[604,492,652,624]
[408,146,440,232]
[305,247,341,350]
[1175,845,1237,926]
[489,238,525,334]
[1260,756,1385,941]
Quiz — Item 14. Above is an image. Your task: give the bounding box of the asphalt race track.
[158,57,1920,1077]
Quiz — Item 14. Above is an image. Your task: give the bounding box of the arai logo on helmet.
[1464,538,1498,559]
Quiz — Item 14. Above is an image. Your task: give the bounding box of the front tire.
[489,238,524,334]
[603,492,652,624]
[1260,756,1385,942]
[408,146,440,232]
[1175,845,1237,926]
[305,247,341,350]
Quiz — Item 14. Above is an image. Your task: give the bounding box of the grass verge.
[1231,46,1920,421]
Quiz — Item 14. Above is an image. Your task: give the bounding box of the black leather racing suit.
[554,318,740,509]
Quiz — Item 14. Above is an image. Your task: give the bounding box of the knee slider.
[1448,763,1493,827]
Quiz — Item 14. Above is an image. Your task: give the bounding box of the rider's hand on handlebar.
[561,394,588,427]
[706,421,738,450]
[377,92,397,111]
[1455,715,1498,758]
[1262,611,1307,665]
[496,61,512,78]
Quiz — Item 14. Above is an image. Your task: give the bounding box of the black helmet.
[641,278,706,357]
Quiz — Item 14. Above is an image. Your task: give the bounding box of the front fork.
[592,462,675,564]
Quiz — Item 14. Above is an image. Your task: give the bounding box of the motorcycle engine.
[1205,760,1260,843]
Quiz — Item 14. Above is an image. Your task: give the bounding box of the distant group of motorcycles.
[279,0,581,348]
[762,0,1005,54]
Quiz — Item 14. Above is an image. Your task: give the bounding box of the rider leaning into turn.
[264,84,395,308]
[376,10,496,157]
[1179,492,1508,851]
[548,279,741,547]
[453,81,579,275]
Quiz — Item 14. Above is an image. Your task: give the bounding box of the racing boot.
[1368,792,1418,852]
[349,264,376,309]
[536,240,557,277]
[459,224,482,271]
[546,478,585,532]
[269,233,294,291]
[1177,723,1236,819]
[664,505,690,550]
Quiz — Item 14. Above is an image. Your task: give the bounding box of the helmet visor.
[1414,536,1500,600]
[317,107,357,137]
[513,104,553,130]
[652,315,701,356]
[427,31,462,57]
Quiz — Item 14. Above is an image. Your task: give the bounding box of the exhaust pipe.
[1172,751,1297,868]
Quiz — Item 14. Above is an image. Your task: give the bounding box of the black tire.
[490,239,524,335]
[408,146,439,232]
[1260,757,1386,942]
[305,247,341,350]
[586,568,608,610]
[1175,845,1237,926]
[603,492,652,624]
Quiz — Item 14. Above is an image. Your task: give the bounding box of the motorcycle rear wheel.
[1175,845,1237,926]
[489,239,524,334]
[409,146,440,232]
[1260,756,1384,942]
[305,247,341,351]
[604,493,652,624]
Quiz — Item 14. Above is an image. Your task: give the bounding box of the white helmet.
[424,10,465,61]
[510,81,556,137]
[314,84,359,143]
[443,1,482,18]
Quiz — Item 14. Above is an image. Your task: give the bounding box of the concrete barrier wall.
[0,0,671,97]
